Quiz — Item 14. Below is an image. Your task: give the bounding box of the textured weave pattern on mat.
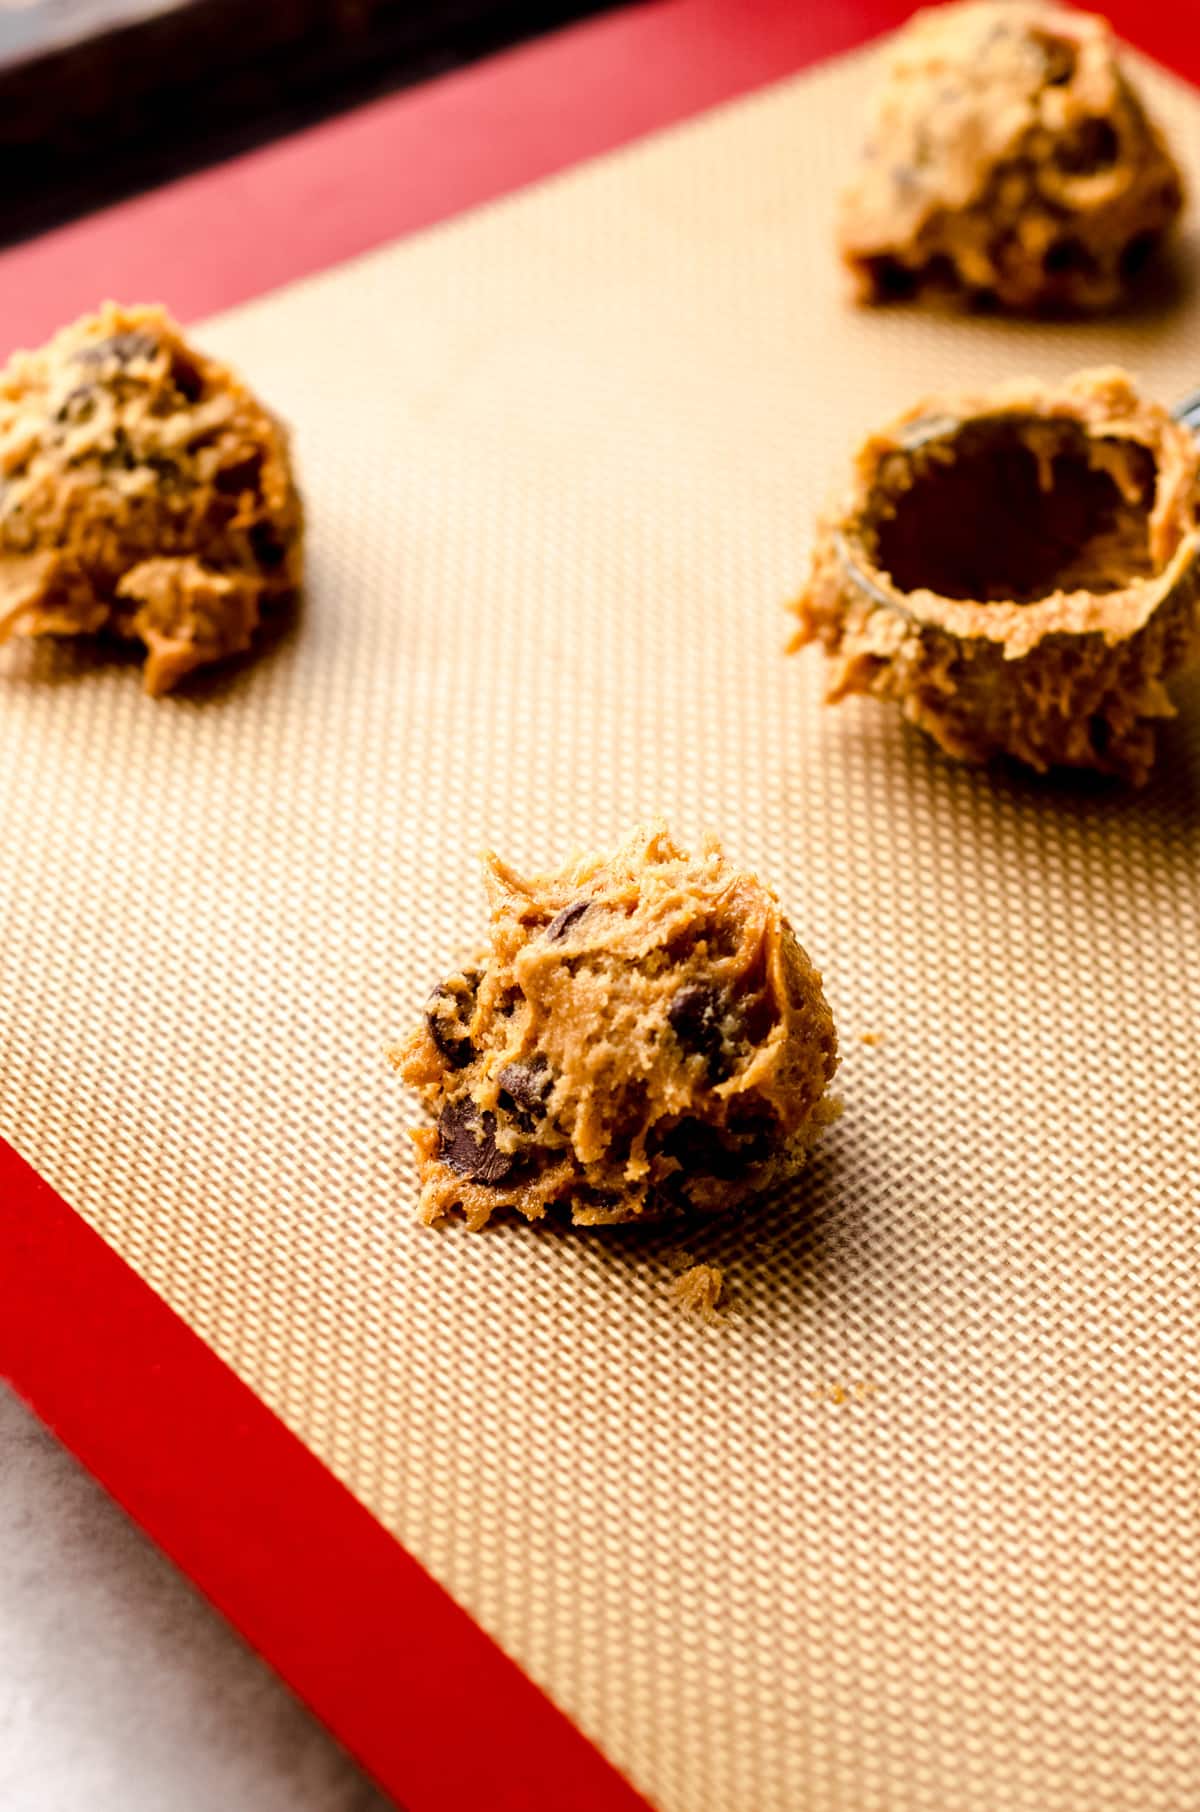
[3,42,1199,1812]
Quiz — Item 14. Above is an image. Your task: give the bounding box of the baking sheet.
[2,39,1199,1812]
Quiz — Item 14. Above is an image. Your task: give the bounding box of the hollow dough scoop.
[791,368,1200,782]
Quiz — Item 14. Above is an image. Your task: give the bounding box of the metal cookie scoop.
[836,387,1200,616]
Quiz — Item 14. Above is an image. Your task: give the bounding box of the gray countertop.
[0,1386,392,1812]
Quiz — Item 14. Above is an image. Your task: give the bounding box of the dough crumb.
[669,1264,727,1318]
[858,1030,885,1047]
[813,1380,879,1406]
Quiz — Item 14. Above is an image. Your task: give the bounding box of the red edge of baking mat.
[4,0,919,345]
[0,1142,648,1812]
[2,2,1198,1808]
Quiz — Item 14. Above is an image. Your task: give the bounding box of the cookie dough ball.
[392,826,839,1230]
[790,368,1200,783]
[0,302,302,693]
[840,1,1183,312]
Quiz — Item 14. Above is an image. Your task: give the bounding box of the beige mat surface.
[3,38,1199,1812]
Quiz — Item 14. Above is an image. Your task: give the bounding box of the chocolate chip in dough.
[498,1055,553,1126]
[545,899,591,942]
[1037,34,1077,84]
[667,983,732,1083]
[73,331,205,403]
[1043,235,1096,277]
[74,331,163,369]
[1119,230,1158,280]
[214,449,265,496]
[425,981,477,1069]
[54,386,97,426]
[860,254,918,302]
[1054,117,1120,175]
[102,428,140,473]
[250,522,289,569]
[671,1113,775,1177]
[438,1100,517,1185]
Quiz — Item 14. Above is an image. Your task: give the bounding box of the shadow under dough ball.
[839,0,1184,312]
[391,825,839,1230]
[790,368,1200,782]
[0,302,303,693]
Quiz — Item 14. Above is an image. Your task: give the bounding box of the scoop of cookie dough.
[0,302,302,693]
[840,1,1183,312]
[392,826,839,1230]
[790,367,1200,783]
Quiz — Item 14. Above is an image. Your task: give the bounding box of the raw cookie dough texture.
[839,0,1183,312]
[0,302,302,693]
[393,826,839,1230]
[790,368,1200,783]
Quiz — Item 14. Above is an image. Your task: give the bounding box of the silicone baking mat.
[4,27,1200,1812]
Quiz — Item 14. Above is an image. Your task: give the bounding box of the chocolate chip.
[660,1115,772,1181]
[214,450,264,495]
[75,331,162,369]
[1089,713,1114,760]
[498,1055,552,1121]
[145,453,184,484]
[73,333,204,403]
[101,428,140,473]
[438,1100,516,1186]
[1043,235,1096,277]
[1119,230,1158,282]
[667,984,731,1083]
[93,424,181,483]
[861,254,918,302]
[1038,35,1076,84]
[545,899,591,941]
[1054,117,1120,176]
[54,385,97,426]
[425,980,478,1070]
[660,1120,740,1181]
[170,356,205,403]
[250,522,288,569]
